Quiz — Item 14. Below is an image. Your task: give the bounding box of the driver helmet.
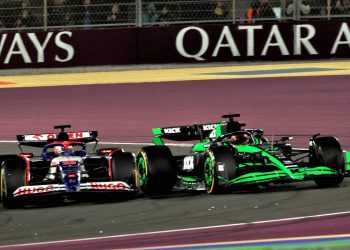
[230,133,251,145]
[67,145,75,156]
[53,146,63,156]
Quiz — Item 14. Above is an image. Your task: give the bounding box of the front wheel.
[204,146,237,194]
[2,158,27,208]
[310,136,344,187]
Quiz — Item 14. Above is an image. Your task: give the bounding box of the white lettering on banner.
[55,31,74,62]
[5,33,31,64]
[294,25,317,55]
[0,34,7,58]
[0,31,74,65]
[238,25,263,56]
[331,22,350,54]
[176,24,328,60]
[261,25,289,56]
[28,32,53,63]
[176,26,209,61]
[212,26,240,57]
[164,127,181,134]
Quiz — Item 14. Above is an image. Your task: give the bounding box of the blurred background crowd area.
[0,0,349,30]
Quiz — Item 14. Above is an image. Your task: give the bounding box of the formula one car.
[137,114,349,194]
[0,125,139,208]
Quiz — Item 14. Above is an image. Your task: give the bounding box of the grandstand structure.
[0,0,345,30]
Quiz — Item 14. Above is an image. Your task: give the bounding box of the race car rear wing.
[152,123,218,144]
[17,131,98,147]
[152,114,246,145]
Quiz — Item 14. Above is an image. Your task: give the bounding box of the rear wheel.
[137,146,176,194]
[2,158,26,208]
[310,136,344,187]
[110,152,139,192]
[204,146,236,194]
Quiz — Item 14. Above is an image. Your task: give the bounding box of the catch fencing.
[0,0,348,31]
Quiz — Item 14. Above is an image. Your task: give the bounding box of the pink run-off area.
[0,75,349,148]
[4,212,350,249]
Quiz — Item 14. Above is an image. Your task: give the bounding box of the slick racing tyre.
[137,146,176,194]
[0,155,21,203]
[204,146,236,194]
[1,158,26,208]
[110,152,139,192]
[310,136,344,187]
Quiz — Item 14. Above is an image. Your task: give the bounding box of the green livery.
[137,114,347,194]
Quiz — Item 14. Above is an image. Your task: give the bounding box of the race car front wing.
[13,181,133,197]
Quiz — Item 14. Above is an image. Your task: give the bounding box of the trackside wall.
[0,20,350,69]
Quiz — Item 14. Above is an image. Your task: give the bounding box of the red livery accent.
[100,149,113,154]
[69,132,83,139]
[62,161,78,165]
[17,185,54,195]
[91,182,127,191]
[17,154,30,185]
[99,148,122,155]
[33,134,43,140]
[47,134,56,139]
[107,149,122,181]
[18,153,34,158]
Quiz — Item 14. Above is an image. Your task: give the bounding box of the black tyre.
[0,155,19,202]
[1,158,26,208]
[310,136,344,187]
[204,146,236,194]
[136,146,176,194]
[110,152,139,192]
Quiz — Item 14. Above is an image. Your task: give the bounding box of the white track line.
[1,210,350,248]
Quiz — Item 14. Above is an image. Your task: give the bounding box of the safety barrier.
[0,20,349,69]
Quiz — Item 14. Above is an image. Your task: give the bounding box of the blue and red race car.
[0,125,139,208]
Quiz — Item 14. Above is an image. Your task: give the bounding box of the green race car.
[137,114,350,194]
